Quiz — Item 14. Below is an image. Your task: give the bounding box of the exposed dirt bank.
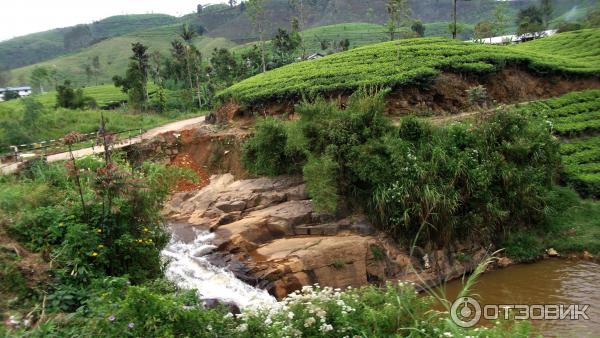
[213,67,600,121]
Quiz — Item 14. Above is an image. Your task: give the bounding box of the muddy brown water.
[434,259,600,337]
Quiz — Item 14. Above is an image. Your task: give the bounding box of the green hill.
[0,14,178,70]
[7,25,237,87]
[217,29,600,105]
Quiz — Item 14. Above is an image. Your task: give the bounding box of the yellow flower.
[137,239,143,243]
[98,244,104,248]
[91,252,98,257]
[143,227,149,232]
[58,223,65,227]
[96,229,102,233]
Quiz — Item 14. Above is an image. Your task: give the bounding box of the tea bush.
[515,90,600,198]
[218,29,600,105]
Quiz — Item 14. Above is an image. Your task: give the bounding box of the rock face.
[166,174,487,299]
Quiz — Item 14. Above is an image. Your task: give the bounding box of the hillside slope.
[217,29,600,105]
[192,0,592,42]
[7,25,237,86]
[0,14,178,70]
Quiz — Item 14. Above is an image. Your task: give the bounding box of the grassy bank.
[0,84,204,150]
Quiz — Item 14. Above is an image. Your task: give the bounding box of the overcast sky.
[0,1,227,42]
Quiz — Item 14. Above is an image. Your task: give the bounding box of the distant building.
[470,29,558,45]
[0,86,32,102]
[306,53,325,60]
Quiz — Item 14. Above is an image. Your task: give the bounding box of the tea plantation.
[517,90,600,198]
[217,29,600,105]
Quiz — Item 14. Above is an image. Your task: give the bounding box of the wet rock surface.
[165,174,487,299]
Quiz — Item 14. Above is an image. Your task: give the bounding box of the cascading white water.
[161,227,276,309]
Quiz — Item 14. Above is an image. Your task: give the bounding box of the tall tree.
[493,3,508,36]
[178,24,205,108]
[289,0,307,58]
[516,6,544,36]
[228,0,237,7]
[247,0,267,73]
[113,43,149,111]
[411,20,426,37]
[451,0,473,39]
[272,28,301,66]
[386,0,411,41]
[540,0,553,28]
[30,66,49,93]
[92,55,102,85]
[474,20,494,42]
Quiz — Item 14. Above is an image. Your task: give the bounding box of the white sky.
[0,1,227,42]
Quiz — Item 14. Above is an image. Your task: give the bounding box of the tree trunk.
[452,0,457,39]
[260,25,266,73]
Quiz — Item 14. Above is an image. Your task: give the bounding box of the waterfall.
[161,226,276,309]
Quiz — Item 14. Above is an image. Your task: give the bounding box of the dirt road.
[1,116,206,175]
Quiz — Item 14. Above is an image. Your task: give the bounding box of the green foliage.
[219,29,600,105]
[515,89,600,198]
[242,117,306,176]
[303,154,339,213]
[17,281,532,338]
[243,93,561,246]
[504,232,544,262]
[0,157,187,311]
[0,91,195,148]
[56,81,97,109]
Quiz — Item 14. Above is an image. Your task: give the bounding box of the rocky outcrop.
[166,174,489,299]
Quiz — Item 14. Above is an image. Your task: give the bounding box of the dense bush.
[56,81,97,109]
[0,152,189,317]
[16,280,532,338]
[243,92,561,247]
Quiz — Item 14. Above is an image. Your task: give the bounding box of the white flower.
[304,317,316,327]
[288,312,295,319]
[442,332,453,337]
[236,323,248,332]
[319,323,334,332]
[223,313,234,319]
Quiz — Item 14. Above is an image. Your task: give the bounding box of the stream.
[438,259,600,337]
[162,223,599,336]
[161,223,276,309]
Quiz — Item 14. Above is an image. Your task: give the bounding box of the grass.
[0,83,203,151]
[0,84,128,110]
[217,29,600,105]
[8,24,237,87]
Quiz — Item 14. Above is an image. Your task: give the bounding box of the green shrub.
[303,154,339,213]
[504,232,544,263]
[243,93,561,247]
[242,117,305,176]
